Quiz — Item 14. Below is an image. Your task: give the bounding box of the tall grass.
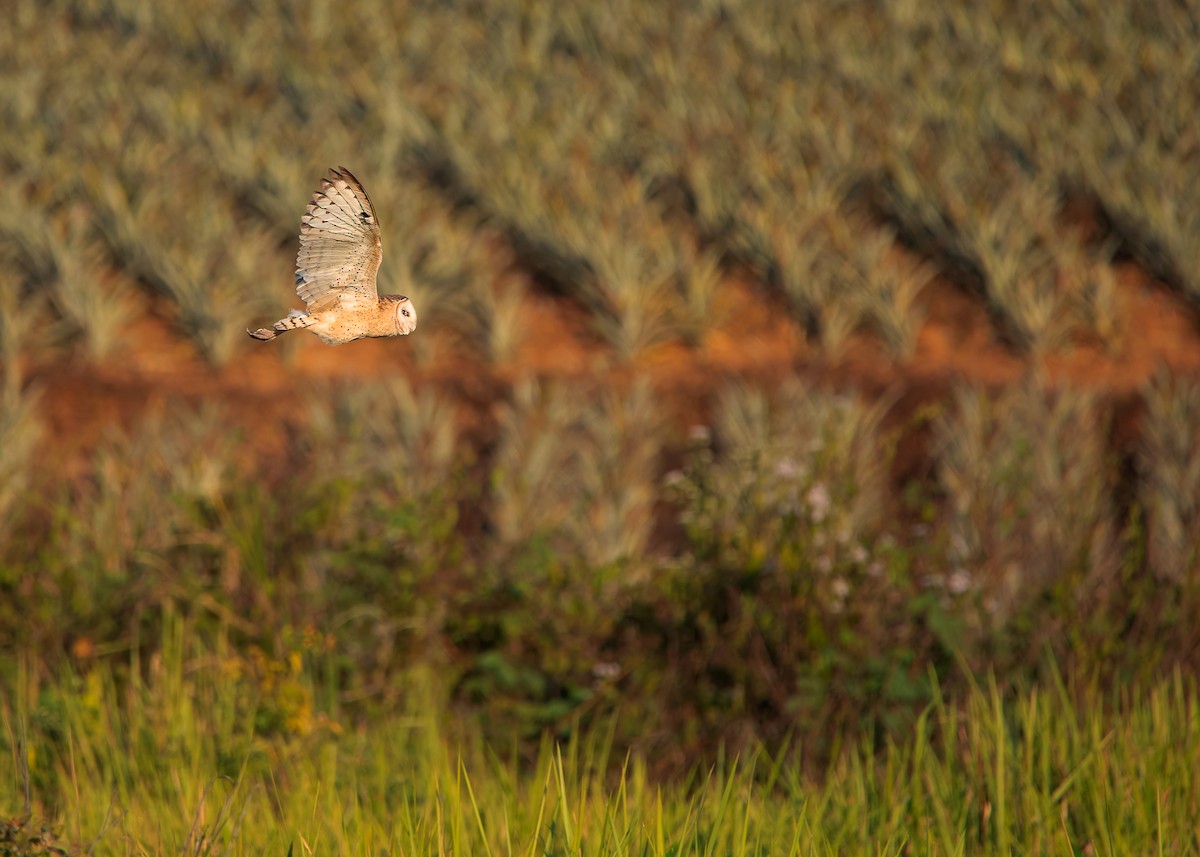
[4,616,1198,855]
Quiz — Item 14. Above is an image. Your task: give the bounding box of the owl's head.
[393,296,418,335]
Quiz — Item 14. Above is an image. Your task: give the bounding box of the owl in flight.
[248,167,417,344]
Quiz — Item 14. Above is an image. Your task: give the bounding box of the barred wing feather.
[295,167,382,313]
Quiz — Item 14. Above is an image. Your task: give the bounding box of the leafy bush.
[642,382,940,756]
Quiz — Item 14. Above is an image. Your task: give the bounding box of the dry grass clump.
[492,377,664,569]
[0,278,46,396]
[1139,368,1200,589]
[936,375,1119,635]
[0,384,41,547]
[0,278,44,551]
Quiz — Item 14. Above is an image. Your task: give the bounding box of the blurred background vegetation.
[4,0,1200,849]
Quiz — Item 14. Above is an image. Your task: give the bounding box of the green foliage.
[5,0,1200,845]
[3,366,1200,768]
[655,383,935,752]
[671,381,888,573]
[3,629,1199,855]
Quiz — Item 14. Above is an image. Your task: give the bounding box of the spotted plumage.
[248,167,417,345]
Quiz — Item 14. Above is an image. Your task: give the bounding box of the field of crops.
[4,0,1200,852]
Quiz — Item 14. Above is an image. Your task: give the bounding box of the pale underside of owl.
[248,167,417,345]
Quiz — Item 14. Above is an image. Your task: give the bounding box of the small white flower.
[850,544,869,565]
[947,570,972,594]
[592,661,621,680]
[831,577,850,599]
[806,483,831,523]
[774,457,804,480]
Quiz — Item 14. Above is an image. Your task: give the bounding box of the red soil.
[23,236,1200,485]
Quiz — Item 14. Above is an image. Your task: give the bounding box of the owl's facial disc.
[395,296,418,335]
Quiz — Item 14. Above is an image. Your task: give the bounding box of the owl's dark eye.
[402,309,411,317]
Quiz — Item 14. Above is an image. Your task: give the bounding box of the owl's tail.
[247,310,315,342]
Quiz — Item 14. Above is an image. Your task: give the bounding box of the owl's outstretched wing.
[295,167,382,314]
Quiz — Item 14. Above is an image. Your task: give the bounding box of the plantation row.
[2,0,1199,364]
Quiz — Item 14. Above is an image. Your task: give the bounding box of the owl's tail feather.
[247,312,316,342]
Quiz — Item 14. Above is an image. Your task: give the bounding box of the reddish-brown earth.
[24,239,1200,488]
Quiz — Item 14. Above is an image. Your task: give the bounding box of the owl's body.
[266,294,413,345]
[248,167,417,345]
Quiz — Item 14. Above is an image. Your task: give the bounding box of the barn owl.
[248,167,417,344]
